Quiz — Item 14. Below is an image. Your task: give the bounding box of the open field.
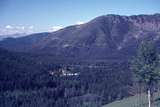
[102,92,160,107]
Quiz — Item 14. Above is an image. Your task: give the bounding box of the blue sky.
[0,0,160,35]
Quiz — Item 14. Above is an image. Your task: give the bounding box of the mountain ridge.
[0,14,160,60]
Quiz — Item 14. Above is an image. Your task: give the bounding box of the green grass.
[102,92,160,107]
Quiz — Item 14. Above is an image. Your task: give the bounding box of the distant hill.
[0,14,160,61]
[0,33,27,41]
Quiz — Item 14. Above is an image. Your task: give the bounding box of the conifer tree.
[131,40,160,107]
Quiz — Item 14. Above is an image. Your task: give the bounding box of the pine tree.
[131,40,160,107]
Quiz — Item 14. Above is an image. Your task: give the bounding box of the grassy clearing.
[102,92,160,107]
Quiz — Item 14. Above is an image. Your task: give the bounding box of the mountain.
[0,14,160,60]
[0,33,27,41]
[2,14,160,107]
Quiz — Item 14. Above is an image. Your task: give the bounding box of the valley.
[0,14,160,107]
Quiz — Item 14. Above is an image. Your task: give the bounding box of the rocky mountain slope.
[0,14,160,60]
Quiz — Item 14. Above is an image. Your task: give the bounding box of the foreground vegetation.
[102,92,160,107]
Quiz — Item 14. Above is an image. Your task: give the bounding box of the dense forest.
[0,48,133,107]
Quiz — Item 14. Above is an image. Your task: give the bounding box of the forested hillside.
[0,48,133,107]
